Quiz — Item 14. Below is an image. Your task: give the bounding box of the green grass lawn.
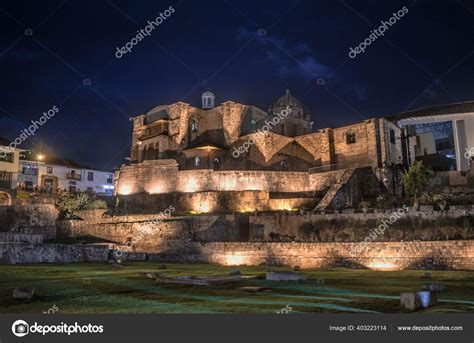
[1,262,474,314]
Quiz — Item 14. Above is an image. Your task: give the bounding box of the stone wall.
[0,204,58,239]
[118,191,317,214]
[0,243,110,264]
[177,240,474,270]
[0,204,58,229]
[54,213,474,270]
[250,209,474,241]
[117,161,322,195]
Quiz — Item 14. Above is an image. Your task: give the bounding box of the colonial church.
[129,90,402,172]
[115,90,474,213]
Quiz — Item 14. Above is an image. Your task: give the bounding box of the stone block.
[400,291,438,310]
[229,269,241,275]
[266,271,307,281]
[13,287,35,300]
[400,292,419,311]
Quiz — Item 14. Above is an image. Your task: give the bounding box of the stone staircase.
[313,168,356,211]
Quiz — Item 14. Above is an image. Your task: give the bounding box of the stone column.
[453,119,468,172]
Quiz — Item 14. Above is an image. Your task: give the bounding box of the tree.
[402,161,434,208]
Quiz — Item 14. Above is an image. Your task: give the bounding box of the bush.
[419,193,432,205]
[16,191,31,200]
[58,193,107,219]
[402,161,434,206]
[432,194,447,209]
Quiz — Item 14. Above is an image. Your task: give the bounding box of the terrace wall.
[55,213,474,270]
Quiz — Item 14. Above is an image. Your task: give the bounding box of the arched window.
[191,119,198,132]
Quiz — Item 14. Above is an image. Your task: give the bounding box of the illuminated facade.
[115,93,474,213]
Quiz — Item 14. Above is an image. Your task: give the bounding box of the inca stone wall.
[55,213,474,270]
[179,240,474,270]
[116,161,328,195]
[0,204,58,239]
[0,243,111,264]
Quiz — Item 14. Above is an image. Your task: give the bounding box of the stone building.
[127,90,403,173]
[115,90,411,212]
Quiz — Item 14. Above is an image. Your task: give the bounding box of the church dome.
[274,89,303,109]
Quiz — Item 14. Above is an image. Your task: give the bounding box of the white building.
[0,137,22,190]
[390,101,474,172]
[18,158,114,195]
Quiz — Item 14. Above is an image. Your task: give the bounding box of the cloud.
[237,27,332,80]
[236,27,367,101]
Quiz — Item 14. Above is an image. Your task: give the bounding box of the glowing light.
[183,177,199,192]
[147,183,164,194]
[237,205,256,213]
[118,184,132,195]
[224,254,247,266]
[195,145,220,151]
[271,201,298,211]
[366,261,400,271]
[221,178,237,191]
[37,154,44,161]
[194,200,211,213]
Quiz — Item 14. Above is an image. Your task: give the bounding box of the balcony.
[22,168,38,176]
[66,173,82,181]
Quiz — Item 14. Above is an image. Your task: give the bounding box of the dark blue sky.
[0,0,472,170]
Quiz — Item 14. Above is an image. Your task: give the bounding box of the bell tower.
[201,91,215,109]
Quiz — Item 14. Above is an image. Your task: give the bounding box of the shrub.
[432,194,447,209]
[16,191,30,200]
[419,193,432,205]
[58,193,107,219]
[402,161,434,207]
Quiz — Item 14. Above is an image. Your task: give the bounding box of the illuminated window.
[194,156,201,167]
[346,132,356,144]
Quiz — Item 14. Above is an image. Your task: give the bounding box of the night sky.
[0,0,472,171]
